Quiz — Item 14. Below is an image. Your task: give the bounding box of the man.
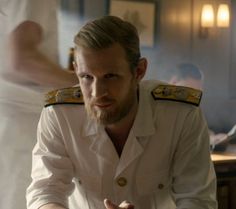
[168,63,204,90]
[168,63,229,150]
[0,1,78,209]
[27,16,217,209]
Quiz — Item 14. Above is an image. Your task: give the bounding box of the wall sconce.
[201,4,214,27]
[217,4,230,27]
[200,3,230,38]
[200,4,214,38]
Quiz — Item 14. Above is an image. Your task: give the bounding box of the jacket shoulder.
[45,86,84,107]
[151,84,202,106]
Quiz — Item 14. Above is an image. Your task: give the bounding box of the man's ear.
[135,57,147,82]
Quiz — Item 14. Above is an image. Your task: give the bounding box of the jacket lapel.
[89,130,119,166]
[115,83,156,177]
[115,129,144,177]
[84,119,119,165]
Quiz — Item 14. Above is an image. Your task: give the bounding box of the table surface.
[211,144,236,164]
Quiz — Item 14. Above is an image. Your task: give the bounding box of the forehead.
[75,43,130,74]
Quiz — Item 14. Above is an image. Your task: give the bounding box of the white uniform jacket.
[27,80,217,209]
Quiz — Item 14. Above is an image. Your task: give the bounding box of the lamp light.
[201,4,214,27]
[217,4,230,27]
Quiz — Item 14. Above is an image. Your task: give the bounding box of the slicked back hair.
[74,16,141,71]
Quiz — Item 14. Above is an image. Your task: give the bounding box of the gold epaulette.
[44,86,84,107]
[151,84,202,106]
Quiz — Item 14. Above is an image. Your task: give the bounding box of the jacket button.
[116,177,127,187]
[158,183,164,189]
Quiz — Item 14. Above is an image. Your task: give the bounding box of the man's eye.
[105,74,117,79]
[81,74,93,80]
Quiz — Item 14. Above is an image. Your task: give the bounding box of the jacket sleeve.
[26,107,75,209]
[172,107,217,209]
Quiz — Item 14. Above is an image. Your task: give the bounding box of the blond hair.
[74,16,141,70]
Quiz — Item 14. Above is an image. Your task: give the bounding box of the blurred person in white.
[168,63,231,150]
[0,0,78,208]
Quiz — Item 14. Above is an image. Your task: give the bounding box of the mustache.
[90,97,114,105]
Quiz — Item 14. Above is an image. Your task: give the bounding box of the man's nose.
[91,79,108,98]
